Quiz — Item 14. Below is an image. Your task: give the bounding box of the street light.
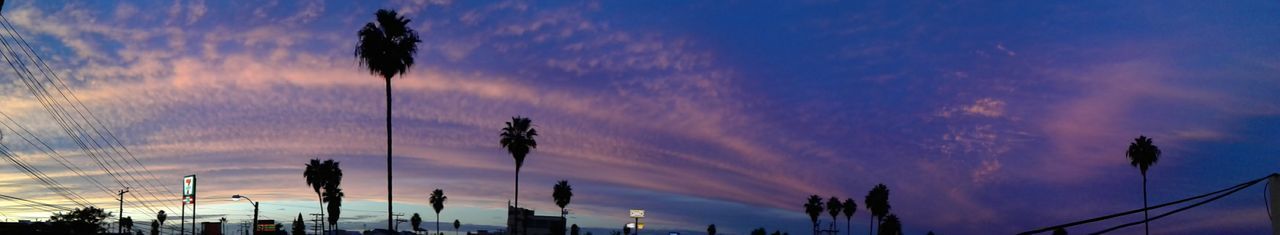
[232,195,259,235]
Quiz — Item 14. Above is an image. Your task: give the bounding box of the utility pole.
[310,213,323,235]
[117,187,129,234]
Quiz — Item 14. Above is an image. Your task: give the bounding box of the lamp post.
[232,195,259,235]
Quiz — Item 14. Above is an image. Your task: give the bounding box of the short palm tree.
[1126,135,1160,235]
[454,219,461,235]
[500,116,538,211]
[804,195,824,235]
[827,197,842,231]
[553,180,573,218]
[842,198,856,235]
[411,213,423,234]
[864,184,890,235]
[304,158,328,230]
[876,214,900,235]
[707,224,716,235]
[156,210,165,235]
[431,189,448,233]
[325,186,344,231]
[356,9,422,229]
[150,220,159,235]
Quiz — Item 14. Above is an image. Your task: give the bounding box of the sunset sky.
[0,1,1278,234]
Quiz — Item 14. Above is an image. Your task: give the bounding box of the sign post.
[629,209,645,235]
[183,175,196,235]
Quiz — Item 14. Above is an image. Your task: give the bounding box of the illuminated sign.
[629,209,645,218]
[256,220,277,232]
[182,175,196,204]
[626,223,645,229]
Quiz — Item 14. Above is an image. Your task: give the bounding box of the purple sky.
[0,1,1278,234]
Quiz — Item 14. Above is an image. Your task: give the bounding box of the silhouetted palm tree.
[876,214,900,235]
[305,158,328,230]
[842,198,856,235]
[865,184,890,235]
[326,186,344,231]
[156,210,165,235]
[804,195,824,235]
[827,197,842,232]
[431,189,447,234]
[553,180,573,218]
[707,224,716,235]
[356,9,422,229]
[454,219,461,235]
[412,213,423,234]
[500,116,538,213]
[150,220,159,235]
[1126,135,1160,235]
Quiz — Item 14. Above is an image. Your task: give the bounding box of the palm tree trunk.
[868,216,872,235]
[319,194,326,233]
[846,218,850,235]
[1143,175,1149,235]
[516,167,522,235]
[436,213,441,235]
[387,78,395,232]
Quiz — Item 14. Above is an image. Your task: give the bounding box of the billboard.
[256,220,277,232]
[629,209,645,218]
[183,175,196,204]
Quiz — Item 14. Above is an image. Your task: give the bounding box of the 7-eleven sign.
[182,175,196,204]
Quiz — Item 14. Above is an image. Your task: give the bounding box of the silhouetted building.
[507,206,565,235]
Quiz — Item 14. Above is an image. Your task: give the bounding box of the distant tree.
[501,116,538,210]
[623,225,631,235]
[571,224,580,235]
[50,206,112,234]
[1127,135,1160,235]
[611,231,622,235]
[876,214,901,235]
[926,232,935,235]
[412,213,424,234]
[455,219,462,235]
[156,210,166,235]
[553,180,574,218]
[865,184,891,235]
[707,224,716,235]
[804,195,824,235]
[276,223,286,235]
[121,216,134,233]
[772,230,782,235]
[356,8,422,229]
[431,189,448,233]
[750,228,767,235]
[1051,228,1067,235]
[294,213,307,235]
[827,197,842,231]
[151,220,159,235]
[842,198,857,235]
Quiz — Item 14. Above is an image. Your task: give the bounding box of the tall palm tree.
[826,197,842,232]
[412,213,423,234]
[431,189,448,234]
[864,184,890,235]
[304,158,328,230]
[804,195,824,235]
[1126,135,1160,235]
[706,224,716,235]
[842,198,856,235]
[356,9,422,229]
[156,210,165,235]
[500,116,538,211]
[553,180,573,218]
[323,160,345,231]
